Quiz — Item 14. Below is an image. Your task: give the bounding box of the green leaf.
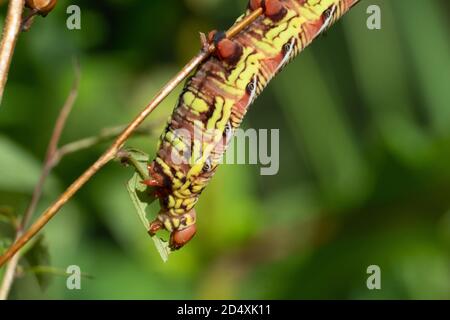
[0,206,18,227]
[152,236,171,263]
[126,173,151,229]
[23,235,51,291]
[124,150,171,263]
[0,135,59,194]
[117,148,150,180]
[124,148,151,164]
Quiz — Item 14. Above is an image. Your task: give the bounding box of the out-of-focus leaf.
[25,266,94,280]
[0,238,12,256]
[0,135,59,194]
[392,0,450,136]
[274,52,370,207]
[23,235,51,291]
[0,206,18,227]
[343,1,433,167]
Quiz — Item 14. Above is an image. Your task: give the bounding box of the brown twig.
[0,0,25,105]
[0,8,263,268]
[23,60,80,229]
[0,60,80,299]
[20,9,38,32]
[52,121,160,166]
[0,96,158,300]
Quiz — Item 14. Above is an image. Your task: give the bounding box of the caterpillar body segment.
[146,0,360,250]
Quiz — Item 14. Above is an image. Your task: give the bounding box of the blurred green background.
[0,0,449,299]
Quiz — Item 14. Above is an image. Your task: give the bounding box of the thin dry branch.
[22,60,80,229]
[0,95,159,299]
[52,121,160,166]
[0,61,80,299]
[0,8,264,268]
[0,0,25,105]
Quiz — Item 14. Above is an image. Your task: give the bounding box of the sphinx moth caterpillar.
[144,0,360,250]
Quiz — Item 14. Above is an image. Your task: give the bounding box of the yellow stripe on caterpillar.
[182,91,210,113]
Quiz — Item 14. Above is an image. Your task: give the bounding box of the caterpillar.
[144,0,360,250]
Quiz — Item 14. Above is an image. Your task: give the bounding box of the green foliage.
[123,148,171,262]
[0,136,59,194]
[0,0,449,299]
[0,206,18,228]
[23,235,51,291]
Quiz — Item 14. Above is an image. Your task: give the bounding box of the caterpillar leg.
[148,209,197,250]
[148,220,197,251]
[142,162,165,187]
[148,219,163,235]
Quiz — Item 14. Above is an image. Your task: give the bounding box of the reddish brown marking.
[264,0,287,21]
[151,188,165,199]
[148,219,163,236]
[217,39,243,65]
[234,90,252,120]
[302,20,323,41]
[142,178,163,187]
[208,30,218,43]
[249,0,263,11]
[262,51,284,74]
[144,162,165,187]
[170,223,197,250]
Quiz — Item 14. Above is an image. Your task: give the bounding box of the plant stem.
[0,61,80,299]
[52,122,160,166]
[0,0,25,105]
